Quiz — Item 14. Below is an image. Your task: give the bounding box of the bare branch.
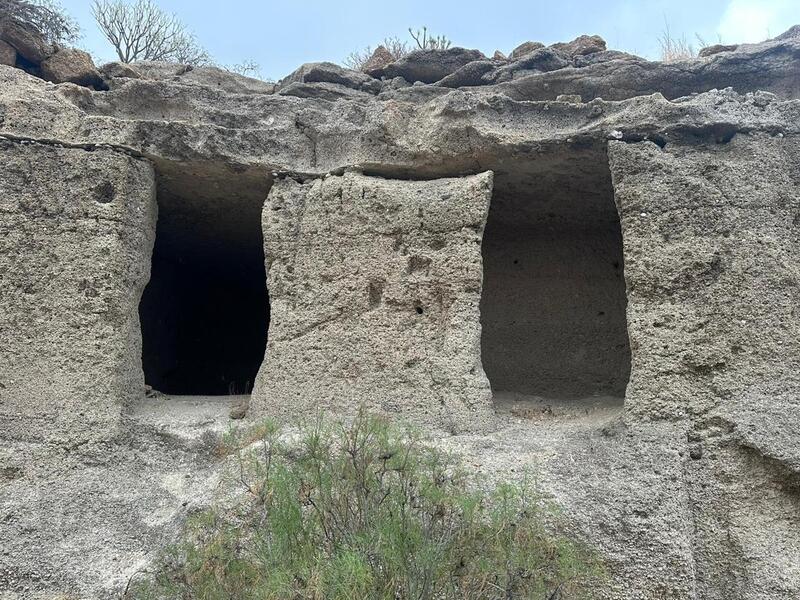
[0,0,80,44]
[342,36,409,71]
[91,0,209,65]
[224,59,263,78]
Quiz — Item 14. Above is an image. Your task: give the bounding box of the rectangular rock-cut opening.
[139,164,270,396]
[481,145,630,408]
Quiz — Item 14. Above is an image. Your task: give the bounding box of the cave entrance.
[139,165,270,396]
[481,146,631,409]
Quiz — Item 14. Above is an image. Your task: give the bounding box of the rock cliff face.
[0,28,799,599]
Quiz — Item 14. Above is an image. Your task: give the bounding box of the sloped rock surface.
[123,61,275,94]
[277,80,373,101]
[41,47,105,89]
[381,47,486,83]
[279,61,381,93]
[361,45,394,76]
[550,34,607,57]
[0,38,14,66]
[99,61,142,80]
[483,46,570,84]
[509,40,544,60]
[436,59,498,87]
[0,17,52,63]
[699,43,739,57]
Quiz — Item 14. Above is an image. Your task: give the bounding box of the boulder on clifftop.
[0,18,53,63]
[40,48,106,89]
[381,47,486,83]
[361,45,395,77]
[280,61,382,94]
[509,41,545,60]
[550,34,607,58]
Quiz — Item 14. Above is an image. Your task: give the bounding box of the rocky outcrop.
[279,61,382,94]
[1,24,800,600]
[380,47,486,83]
[0,39,15,66]
[41,47,105,89]
[361,45,394,76]
[496,32,800,100]
[0,17,52,63]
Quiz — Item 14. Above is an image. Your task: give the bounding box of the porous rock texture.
[40,47,105,88]
[0,142,156,442]
[0,26,799,599]
[0,39,15,66]
[253,172,494,432]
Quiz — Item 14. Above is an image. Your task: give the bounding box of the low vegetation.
[129,410,602,599]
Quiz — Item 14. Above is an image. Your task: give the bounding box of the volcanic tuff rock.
[509,40,545,59]
[40,47,106,89]
[0,38,15,65]
[0,25,800,600]
[0,17,52,63]
[380,46,487,83]
[361,44,395,76]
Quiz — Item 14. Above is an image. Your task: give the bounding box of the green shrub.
[130,410,602,599]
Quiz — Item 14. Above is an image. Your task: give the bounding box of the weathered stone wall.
[609,134,800,599]
[252,172,494,432]
[1,24,800,600]
[609,135,800,422]
[0,141,156,441]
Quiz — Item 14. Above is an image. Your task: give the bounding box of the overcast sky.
[60,0,800,81]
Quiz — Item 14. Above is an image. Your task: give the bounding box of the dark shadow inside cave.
[480,145,631,404]
[139,163,270,396]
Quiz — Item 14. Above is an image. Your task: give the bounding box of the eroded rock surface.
[0,141,156,443]
[253,172,494,433]
[40,47,105,89]
[0,25,799,600]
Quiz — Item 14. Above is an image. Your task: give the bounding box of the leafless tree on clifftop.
[91,0,209,65]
